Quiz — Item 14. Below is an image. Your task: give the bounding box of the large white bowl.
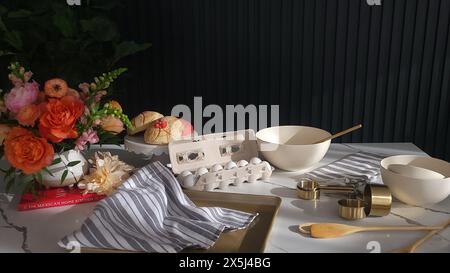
[380,155,450,206]
[256,126,331,172]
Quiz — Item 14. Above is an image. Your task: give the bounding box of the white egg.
[179,170,193,178]
[195,167,209,177]
[178,171,193,184]
[182,174,196,188]
[262,161,272,170]
[211,164,223,172]
[237,160,249,167]
[250,157,262,165]
[225,161,238,170]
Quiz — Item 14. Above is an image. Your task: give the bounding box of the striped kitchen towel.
[300,151,386,185]
[58,161,257,253]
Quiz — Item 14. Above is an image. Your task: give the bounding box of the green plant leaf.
[4,167,15,180]
[112,41,151,65]
[0,5,7,15]
[0,50,14,57]
[43,167,54,177]
[60,170,68,184]
[0,16,8,32]
[80,17,118,42]
[52,158,62,165]
[67,161,81,167]
[4,30,23,50]
[34,172,43,184]
[5,176,15,193]
[53,12,75,38]
[8,9,33,18]
[21,177,35,196]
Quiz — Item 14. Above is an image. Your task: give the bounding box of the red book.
[18,187,105,211]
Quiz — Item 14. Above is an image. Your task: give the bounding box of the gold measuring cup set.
[296,179,392,220]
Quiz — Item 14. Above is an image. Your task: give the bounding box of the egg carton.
[177,158,273,191]
[168,130,274,191]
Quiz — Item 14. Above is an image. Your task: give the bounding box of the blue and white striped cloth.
[300,151,385,185]
[58,161,256,253]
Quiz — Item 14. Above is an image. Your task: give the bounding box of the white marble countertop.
[1,143,449,253]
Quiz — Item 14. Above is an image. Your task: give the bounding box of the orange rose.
[0,124,11,145]
[44,78,68,98]
[36,92,47,103]
[16,104,41,127]
[39,96,84,143]
[4,127,54,174]
[101,116,124,135]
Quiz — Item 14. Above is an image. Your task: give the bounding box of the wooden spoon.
[298,223,443,239]
[392,219,450,253]
[313,124,362,144]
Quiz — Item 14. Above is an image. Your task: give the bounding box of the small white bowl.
[388,164,445,180]
[256,126,331,172]
[381,155,450,206]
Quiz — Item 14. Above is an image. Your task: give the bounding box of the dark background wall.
[116,0,450,160]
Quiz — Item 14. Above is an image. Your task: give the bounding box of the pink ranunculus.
[75,128,99,151]
[8,74,24,88]
[23,71,33,82]
[4,81,39,113]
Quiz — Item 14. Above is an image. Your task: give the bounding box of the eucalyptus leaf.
[52,158,62,165]
[43,167,54,177]
[60,170,68,184]
[67,161,81,167]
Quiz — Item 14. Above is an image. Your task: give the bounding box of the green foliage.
[60,169,69,184]
[0,0,151,86]
[92,68,128,92]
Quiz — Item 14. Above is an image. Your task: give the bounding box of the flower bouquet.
[0,62,133,194]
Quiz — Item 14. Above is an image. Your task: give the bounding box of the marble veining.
[0,202,30,253]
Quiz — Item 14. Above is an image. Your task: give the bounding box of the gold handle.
[313,124,362,144]
[362,226,442,232]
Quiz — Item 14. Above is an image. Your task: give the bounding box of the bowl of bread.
[125,111,194,157]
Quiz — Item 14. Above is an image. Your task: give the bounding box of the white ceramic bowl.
[256,126,331,171]
[380,155,450,206]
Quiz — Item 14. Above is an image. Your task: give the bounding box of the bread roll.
[128,111,164,135]
[144,116,184,145]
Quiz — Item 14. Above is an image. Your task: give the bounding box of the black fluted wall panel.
[116,0,450,161]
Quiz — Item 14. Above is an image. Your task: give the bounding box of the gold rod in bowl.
[313,124,363,144]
